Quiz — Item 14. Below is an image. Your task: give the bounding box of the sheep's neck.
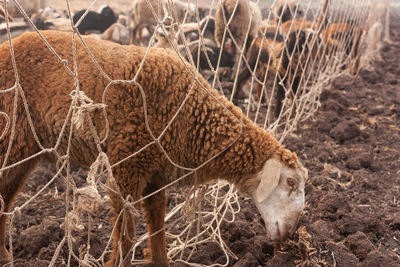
[201,120,285,186]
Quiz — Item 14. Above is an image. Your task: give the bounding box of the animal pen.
[0,0,393,266]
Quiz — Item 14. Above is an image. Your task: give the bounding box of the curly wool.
[0,30,298,264]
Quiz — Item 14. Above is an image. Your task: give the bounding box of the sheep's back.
[1,31,240,169]
[215,0,252,48]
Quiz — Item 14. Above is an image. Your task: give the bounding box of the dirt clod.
[344,232,376,260]
[326,243,360,267]
[360,250,397,267]
[330,120,360,142]
[233,252,259,267]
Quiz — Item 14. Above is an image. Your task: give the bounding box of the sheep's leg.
[142,181,169,266]
[275,79,286,118]
[288,76,301,118]
[256,81,264,104]
[107,185,137,267]
[0,158,41,263]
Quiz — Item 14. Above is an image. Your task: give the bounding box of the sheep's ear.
[255,158,282,203]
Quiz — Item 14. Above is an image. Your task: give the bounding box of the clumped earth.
[4,11,400,267]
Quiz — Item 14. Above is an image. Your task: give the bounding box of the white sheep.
[90,22,130,45]
[0,30,308,266]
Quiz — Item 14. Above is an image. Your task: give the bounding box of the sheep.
[322,22,364,75]
[214,0,262,74]
[181,16,216,42]
[40,6,61,19]
[259,19,278,36]
[72,5,117,34]
[131,0,195,45]
[153,27,233,72]
[277,0,330,37]
[279,19,315,37]
[153,16,216,48]
[274,0,304,24]
[2,0,46,19]
[90,22,130,45]
[0,30,308,266]
[117,12,132,28]
[256,1,305,40]
[152,20,233,73]
[235,29,316,117]
[30,12,55,30]
[190,41,234,71]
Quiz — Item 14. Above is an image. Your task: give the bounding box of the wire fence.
[0,0,391,266]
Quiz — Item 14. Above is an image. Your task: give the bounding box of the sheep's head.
[251,157,307,242]
[276,1,304,23]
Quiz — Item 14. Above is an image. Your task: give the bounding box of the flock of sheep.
[0,0,370,266]
[1,0,365,117]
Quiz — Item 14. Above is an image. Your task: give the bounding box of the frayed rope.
[70,90,107,130]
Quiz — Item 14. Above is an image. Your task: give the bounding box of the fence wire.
[0,0,391,266]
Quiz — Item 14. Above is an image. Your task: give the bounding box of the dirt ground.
[2,3,400,267]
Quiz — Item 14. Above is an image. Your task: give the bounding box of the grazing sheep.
[279,19,315,37]
[153,16,216,49]
[0,31,307,266]
[234,34,284,106]
[235,30,315,117]
[214,0,262,64]
[278,0,330,37]
[182,16,216,42]
[259,18,278,35]
[73,5,117,34]
[153,28,233,72]
[322,22,364,75]
[190,41,234,71]
[274,0,304,24]
[90,22,130,45]
[131,0,195,45]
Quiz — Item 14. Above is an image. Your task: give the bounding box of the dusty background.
[1,1,400,267]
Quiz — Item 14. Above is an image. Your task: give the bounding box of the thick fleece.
[214,0,261,56]
[0,30,298,265]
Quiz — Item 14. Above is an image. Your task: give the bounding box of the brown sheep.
[259,19,279,36]
[0,30,307,266]
[274,0,304,24]
[279,19,315,37]
[235,30,318,117]
[258,0,305,40]
[214,0,262,77]
[278,0,330,37]
[322,22,364,75]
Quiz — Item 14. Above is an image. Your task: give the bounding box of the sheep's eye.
[287,178,296,188]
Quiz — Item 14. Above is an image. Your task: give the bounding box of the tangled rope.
[0,0,390,266]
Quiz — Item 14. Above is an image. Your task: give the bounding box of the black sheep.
[191,43,234,71]
[73,5,117,34]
